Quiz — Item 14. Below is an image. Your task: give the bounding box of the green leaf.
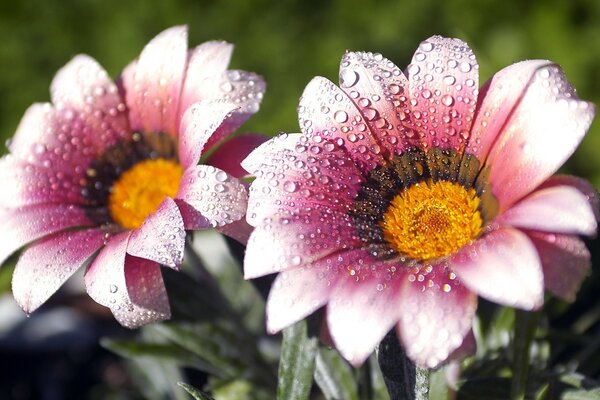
[314,347,358,400]
[177,382,215,400]
[368,354,391,400]
[277,320,318,400]
[429,367,450,400]
[562,388,600,400]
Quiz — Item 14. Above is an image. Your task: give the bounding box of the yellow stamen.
[108,159,183,230]
[381,180,482,261]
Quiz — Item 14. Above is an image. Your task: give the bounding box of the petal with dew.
[499,185,597,236]
[176,165,247,228]
[450,227,544,310]
[127,197,185,268]
[206,134,267,178]
[407,36,479,153]
[338,51,417,156]
[179,40,234,119]
[243,133,364,226]
[298,77,385,171]
[538,175,600,221]
[50,54,130,150]
[326,251,407,366]
[0,204,94,266]
[483,63,595,210]
[244,209,361,279]
[0,155,84,208]
[12,229,106,313]
[396,264,476,368]
[528,231,591,302]
[122,26,188,136]
[85,232,170,328]
[178,100,239,169]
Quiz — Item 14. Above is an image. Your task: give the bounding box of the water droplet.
[443,75,456,85]
[283,181,297,193]
[459,61,472,73]
[109,284,118,293]
[334,110,348,123]
[441,95,454,106]
[340,69,359,88]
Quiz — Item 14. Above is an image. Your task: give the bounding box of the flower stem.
[510,309,539,400]
[377,330,430,400]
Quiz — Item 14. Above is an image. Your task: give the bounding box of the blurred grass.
[1,0,599,188]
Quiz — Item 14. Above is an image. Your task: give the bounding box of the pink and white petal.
[202,70,266,151]
[179,40,234,119]
[8,103,93,175]
[119,255,171,327]
[467,60,550,160]
[499,185,597,236]
[178,100,239,169]
[12,228,106,313]
[84,232,170,328]
[527,231,591,302]
[206,134,268,178]
[217,218,254,245]
[266,261,334,334]
[396,264,477,368]
[50,55,130,149]
[176,165,248,227]
[244,135,364,226]
[326,253,407,366]
[450,227,544,310]
[242,132,300,174]
[338,51,417,156]
[407,36,479,152]
[122,26,188,136]
[538,175,600,221]
[174,199,211,230]
[0,204,95,266]
[0,155,84,208]
[298,77,385,172]
[244,209,361,279]
[484,63,595,210]
[127,197,185,269]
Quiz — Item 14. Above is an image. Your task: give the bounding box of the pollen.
[108,159,183,230]
[380,180,482,261]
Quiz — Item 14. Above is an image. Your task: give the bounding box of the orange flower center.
[380,180,482,261]
[108,159,183,229]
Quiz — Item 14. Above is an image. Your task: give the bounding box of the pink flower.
[242,36,598,368]
[0,26,266,328]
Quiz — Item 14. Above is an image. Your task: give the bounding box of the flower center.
[380,179,482,261]
[108,158,183,229]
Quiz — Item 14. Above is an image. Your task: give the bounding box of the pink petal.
[0,204,94,266]
[243,133,364,226]
[467,60,550,160]
[174,199,210,230]
[396,264,477,368]
[178,41,234,119]
[326,252,407,366]
[178,100,239,169]
[0,155,84,208]
[538,175,600,221]
[176,165,248,227]
[450,227,544,310]
[8,103,98,176]
[528,231,591,302]
[244,209,361,279]
[12,229,106,313]
[298,76,386,171]
[122,26,188,136]
[50,55,130,150]
[203,70,266,151]
[483,63,595,210]
[84,232,170,328]
[337,51,416,156]
[216,218,254,245]
[407,36,479,152]
[499,185,597,236]
[266,263,334,333]
[206,134,268,178]
[127,197,185,268]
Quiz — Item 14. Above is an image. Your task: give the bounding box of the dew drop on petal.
[340,69,360,88]
[334,110,349,123]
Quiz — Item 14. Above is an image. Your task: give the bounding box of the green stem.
[510,309,540,400]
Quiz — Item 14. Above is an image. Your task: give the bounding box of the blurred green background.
[1,0,599,188]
